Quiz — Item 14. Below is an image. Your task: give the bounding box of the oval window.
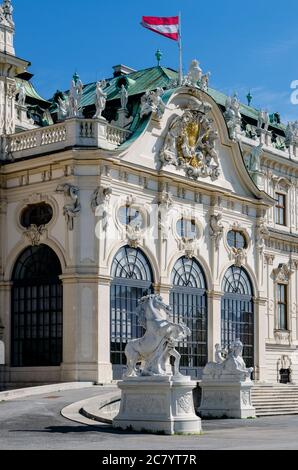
[176,218,198,239]
[118,206,144,227]
[227,230,247,249]
[20,203,53,228]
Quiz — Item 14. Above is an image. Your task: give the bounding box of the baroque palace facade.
[0,2,298,386]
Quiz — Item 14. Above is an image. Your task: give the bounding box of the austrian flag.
[141,16,180,41]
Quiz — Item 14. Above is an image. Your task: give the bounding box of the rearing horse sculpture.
[125,294,191,378]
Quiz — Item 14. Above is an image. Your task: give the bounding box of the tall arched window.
[11,245,63,367]
[110,246,153,369]
[170,257,208,378]
[221,266,254,367]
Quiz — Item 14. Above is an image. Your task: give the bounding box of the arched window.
[170,257,208,378]
[11,245,63,367]
[110,246,153,372]
[221,266,254,367]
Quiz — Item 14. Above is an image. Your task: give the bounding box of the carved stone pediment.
[273,263,293,283]
[159,103,220,181]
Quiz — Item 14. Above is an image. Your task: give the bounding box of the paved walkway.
[0,386,298,450]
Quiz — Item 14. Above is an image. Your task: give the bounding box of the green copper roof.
[78,66,178,108]
[50,65,287,134]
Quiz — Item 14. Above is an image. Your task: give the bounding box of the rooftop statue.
[140,87,166,119]
[224,93,242,141]
[285,121,298,146]
[69,73,83,118]
[185,59,202,87]
[93,80,107,119]
[17,83,26,107]
[257,110,269,132]
[0,0,14,27]
[125,294,191,378]
[247,142,263,173]
[120,84,128,110]
[57,95,68,121]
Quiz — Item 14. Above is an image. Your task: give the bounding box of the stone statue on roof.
[247,142,263,173]
[0,0,13,27]
[224,93,242,141]
[185,60,202,87]
[69,72,83,118]
[93,80,107,119]
[257,110,269,132]
[57,95,68,121]
[17,83,26,107]
[120,84,128,110]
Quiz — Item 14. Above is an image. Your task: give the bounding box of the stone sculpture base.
[113,375,202,435]
[199,381,256,419]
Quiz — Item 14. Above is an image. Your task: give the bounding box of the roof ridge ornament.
[182,59,211,92]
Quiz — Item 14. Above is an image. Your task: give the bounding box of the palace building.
[0,1,298,389]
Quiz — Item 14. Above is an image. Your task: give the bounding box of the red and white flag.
[141,16,180,41]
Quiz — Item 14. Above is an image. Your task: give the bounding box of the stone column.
[254,297,267,382]
[0,281,12,366]
[97,275,113,384]
[207,290,223,362]
[60,274,112,384]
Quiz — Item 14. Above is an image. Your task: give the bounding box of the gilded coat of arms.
[159,101,220,181]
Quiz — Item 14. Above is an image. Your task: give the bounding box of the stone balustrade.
[4,118,131,160]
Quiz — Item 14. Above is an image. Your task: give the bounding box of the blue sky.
[14,0,298,122]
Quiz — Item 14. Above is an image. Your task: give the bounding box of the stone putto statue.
[125,294,191,377]
[93,80,107,119]
[69,73,83,118]
[140,87,166,119]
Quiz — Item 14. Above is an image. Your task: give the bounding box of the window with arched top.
[11,245,63,367]
[170,257,208,378]
[221,266,254,368]
[110,246,153,374]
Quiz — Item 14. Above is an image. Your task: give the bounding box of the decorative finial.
[155,49,162,67]
[73,71,80,84]
[247,90,253,107]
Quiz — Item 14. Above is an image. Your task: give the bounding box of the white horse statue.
[125,294,191,378]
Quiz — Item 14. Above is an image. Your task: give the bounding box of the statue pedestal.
[113,375,202,435]
[199,379,256,419]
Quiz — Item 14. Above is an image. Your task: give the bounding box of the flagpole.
[178,12,183,86]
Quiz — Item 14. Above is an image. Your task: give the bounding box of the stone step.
[254,411,298,416]
[251,384,298,416]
